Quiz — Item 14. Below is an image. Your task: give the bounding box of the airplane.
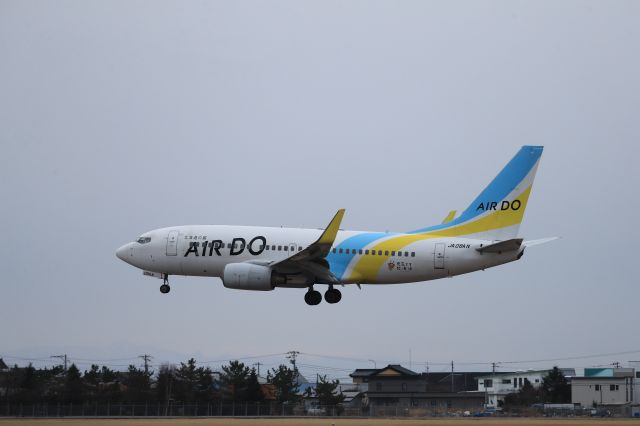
[116,146,555,305]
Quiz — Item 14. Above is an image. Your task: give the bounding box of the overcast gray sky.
[1,0,639,379]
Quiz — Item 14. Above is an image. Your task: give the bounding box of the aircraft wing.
[270,209,345,284]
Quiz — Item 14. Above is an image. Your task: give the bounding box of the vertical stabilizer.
[410,146,543,240]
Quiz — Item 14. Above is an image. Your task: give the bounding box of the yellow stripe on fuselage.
[348,186,532,282]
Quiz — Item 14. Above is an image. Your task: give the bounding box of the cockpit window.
[137,237,151,244]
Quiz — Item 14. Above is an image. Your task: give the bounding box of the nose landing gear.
[160,274,170,294]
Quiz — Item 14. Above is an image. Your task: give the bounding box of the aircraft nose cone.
[116,244,130,261]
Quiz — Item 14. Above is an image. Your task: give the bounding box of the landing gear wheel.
[304,289,322,306]
[324,288,342,304]
[160,274,170,294]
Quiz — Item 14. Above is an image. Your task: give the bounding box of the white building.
[572,368,635,408]
[629,362,640,406]
[476,369,575,408]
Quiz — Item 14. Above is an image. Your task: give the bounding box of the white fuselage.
[116,225,522,286]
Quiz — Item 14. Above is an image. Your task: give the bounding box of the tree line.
[0,358,343,405]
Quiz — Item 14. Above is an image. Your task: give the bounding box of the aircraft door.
[434,242,445,269]
[166,230,179,256]
[289,243,297,255]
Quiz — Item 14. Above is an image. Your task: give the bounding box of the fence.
[0,402,361,418]
[2,402,634,418]
[0,402,487,418]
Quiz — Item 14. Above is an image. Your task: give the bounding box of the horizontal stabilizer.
[523,237,559,247]
[442,210,456,224]
[476,238,523,253]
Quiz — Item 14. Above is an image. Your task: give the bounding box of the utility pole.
[287,351,299,370]
[287,351,300,383]
[451,361,454,392]
[425,362,429,392]
[253,362,263,377]
[139,354,153,376]
[51,354,68,372]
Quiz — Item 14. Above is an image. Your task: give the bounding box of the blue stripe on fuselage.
[327,232,397,280]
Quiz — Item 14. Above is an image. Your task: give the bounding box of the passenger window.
[265,245,270,250]
[371,250,376,256]
[378,250,382,255]
[391,251,396,256]
[365,250,369,255]
[339,248,343,254]
[404,251,409,257]
[284,246,288,251]
[259,245,264,250]
[385,250,389,256]
[227,243,232,249]
[278,245,282,251]
[398,251,402,257]
[332,248,336,253]
[411,252,415,257]
[359,249,363,254]
[298,247,302,251]
[271,245,276,250]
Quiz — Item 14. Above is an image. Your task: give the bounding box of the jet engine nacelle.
[222,263,275,291]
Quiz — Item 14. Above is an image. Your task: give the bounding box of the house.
[0,358,8,397]
[476,368,576,408]
[350,369,377,384]
[572,368,635,408]
[350,364,485,411]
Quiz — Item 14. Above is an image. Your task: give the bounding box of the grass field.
[1,418,639,426]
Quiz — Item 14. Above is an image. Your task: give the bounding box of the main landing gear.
[160,274,170,294]
[304,285,342,305]
[304,288,322,305]
[324,286,342,304]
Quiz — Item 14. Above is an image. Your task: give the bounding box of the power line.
[498,349,640,365]
[5,348,640,375]
[199,352,287,364]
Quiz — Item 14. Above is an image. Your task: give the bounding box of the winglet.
[442,210,456,224]
[317,208,345,245]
